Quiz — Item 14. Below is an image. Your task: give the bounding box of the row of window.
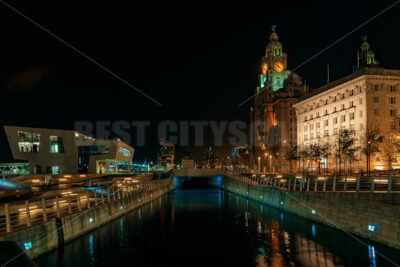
[303,101,357,121]
[303,125,359,140]
[304,112,357,132]
[372,96,397,104]
[373,109,397,117]
[18,134,64,153]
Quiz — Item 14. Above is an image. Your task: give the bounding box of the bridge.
[173,168,222,177]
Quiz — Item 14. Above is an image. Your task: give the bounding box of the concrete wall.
[222,176,400,249]
[0,179,174,260]
[173,168,222,177]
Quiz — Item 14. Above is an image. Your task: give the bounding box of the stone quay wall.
[222,175,400,249]
[0,180,174,260]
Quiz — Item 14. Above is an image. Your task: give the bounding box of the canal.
[35,188,400,266]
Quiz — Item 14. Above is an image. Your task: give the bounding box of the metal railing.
[0,178,171,233]
[225,171,400,193]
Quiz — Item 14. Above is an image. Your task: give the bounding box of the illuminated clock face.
[262,63,268,74]
[273,61,284,72]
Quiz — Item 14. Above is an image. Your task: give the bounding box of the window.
[359,110,363,118]
[310,114,313,120]
[325,99,328,105]
[17,130,40,152]
[304,134,308,140]
[311,123,314,130]
[390,97,396,104]
[341,104,345,110]
[373,97,379,103]
[324,120,329,126]
[390,85,396,92]
[316,131,320,138]
[316,112,319,117]
[118,147,132,158]
[374,84,379,91]
[350,124,355,131]
[304,116,307,122]
[333,107,337,113]
[350,90,354,96]
[341,115,346,122]
[324,109,328,115]
[50,136,64,153]
[333,96,337,102]
[304,125,308,131]
[359,98,363,104]
[333,117,338,124]
[349,101,354,107]
[52,166,60,174]
[360,123,364,130]
[341,93,345,99]
[390,109,396,117]
[316,122,320,128]
[391,121,396,130]
[311,132,314,139]
[350,112,355,120]
[324,130,329,136]
[374,109,379,116]
[333,128,338,135]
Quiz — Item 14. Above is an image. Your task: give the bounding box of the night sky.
[1,0,400,162]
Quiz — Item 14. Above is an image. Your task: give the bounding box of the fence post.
[293,178,297,191]
[94,191,98,205]
[314,179,318,192]
[388,171,392,193]
[332,176,337,192]
[42,198,47,222]
[356,173,361,193]
[371,173,375,193]
[306,177,310,192]
[107,189,110,203]
[118,188,121,200]
[323,178,326,192]
[113,187,116,201]
[67,195,72,214]
[77,194,82,211]
[5,203,11,232]
[344,176,347,192]
[300,178,303,192]
[56,196,61,217]
[25,200,31,227]
[101,188,105,204]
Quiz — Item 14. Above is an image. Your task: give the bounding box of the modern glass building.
[3,126,134,174]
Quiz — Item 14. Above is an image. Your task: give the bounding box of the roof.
[297,67,400,103]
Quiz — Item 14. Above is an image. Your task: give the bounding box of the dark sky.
[1,0,400,162]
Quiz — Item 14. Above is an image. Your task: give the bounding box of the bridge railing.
[0,178,171,233]
[224,171,400,193]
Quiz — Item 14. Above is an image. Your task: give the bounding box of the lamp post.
[269,155,272,173]
[257,156,261,173]
[264,152,268,174]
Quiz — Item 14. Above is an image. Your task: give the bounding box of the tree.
[335,129,358,173]
[298,145,310,174]
[285,144,299,174]
[361,122,381,175]
[381,132,400,170]
[308,141,331,174]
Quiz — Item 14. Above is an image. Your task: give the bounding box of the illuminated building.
[159,138,175,169]
[203,146,219,168]
[231,145,250,170]
[293,38,400,171]
[250,26,310,172]
[3,126,134,174]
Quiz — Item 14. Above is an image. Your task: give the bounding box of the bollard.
[5,203,11,232]
[25,200,31,227]
[87,195,91,209]
[67,195,72,214]
[56,196,61,217]
[388,171,392,193]
[42,198,47,222]
[77,194,82,211]
[356,173,361,192]
[371,173,375,193]
[314,179,318,192]
[332,176,337,192]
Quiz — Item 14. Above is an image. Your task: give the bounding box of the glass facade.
[50,136,65,153]
[78,145,110,173]
[118,147,132,158]
[17,130,40,152]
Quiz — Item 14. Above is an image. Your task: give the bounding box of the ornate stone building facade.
[293,39,400,172]
[250,27,309,173]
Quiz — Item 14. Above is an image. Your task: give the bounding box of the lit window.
[50,136,64,153]
[390,97,396,104]
[17,131,40,153]
[390,109,396,117]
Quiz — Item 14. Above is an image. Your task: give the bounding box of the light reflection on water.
[36,188,400,267]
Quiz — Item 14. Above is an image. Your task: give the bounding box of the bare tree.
[361,122,381,175]
[285,144,299,174]
[335,129,357,173]
[381,132,400,170]
[298,145,310,174]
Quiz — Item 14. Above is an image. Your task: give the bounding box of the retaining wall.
[0,180,174,260]
[222,176,400,249]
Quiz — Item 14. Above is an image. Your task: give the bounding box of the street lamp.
[269,155,272,173]
[264,152,268,174]
[257,157,261,173]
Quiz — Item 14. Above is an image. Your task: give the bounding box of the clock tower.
[258,26,290,92]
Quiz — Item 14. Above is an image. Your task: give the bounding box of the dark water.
[36,188,400,267]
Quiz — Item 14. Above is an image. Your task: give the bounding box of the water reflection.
[36,189,400,267]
